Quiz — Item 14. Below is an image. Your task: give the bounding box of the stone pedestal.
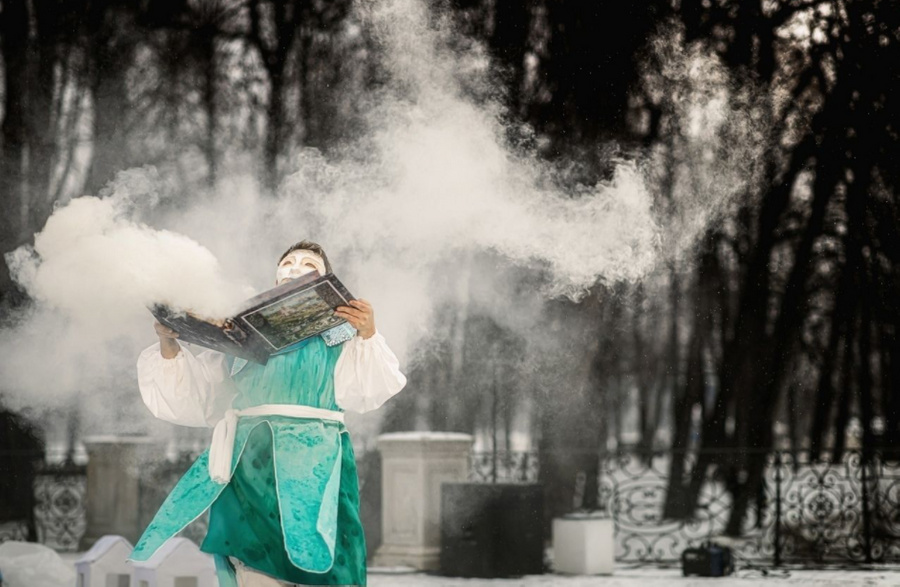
[80,436,162,550]
[372,432,473,570]
[552,514,615,575]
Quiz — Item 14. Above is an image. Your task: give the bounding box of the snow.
[378,431,474,442]
[48,554,900,585]
[0,541,76,587]
[75,534,132,564]
[366,567,900,586]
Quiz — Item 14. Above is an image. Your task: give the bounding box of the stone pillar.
[80,436,163,549]
[372,432,473,570]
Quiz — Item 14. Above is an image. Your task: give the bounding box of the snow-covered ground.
[367,567,900,586]
[51,553,900,586]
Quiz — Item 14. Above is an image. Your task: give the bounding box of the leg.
[231,557,294,587]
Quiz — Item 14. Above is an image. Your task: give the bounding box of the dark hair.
[278,240,333,274]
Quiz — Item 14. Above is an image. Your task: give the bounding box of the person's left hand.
[334,299,376,339]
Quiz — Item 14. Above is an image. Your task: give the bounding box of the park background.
[1,0,899,574]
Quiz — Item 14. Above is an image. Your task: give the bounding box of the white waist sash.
[208,404,345,484]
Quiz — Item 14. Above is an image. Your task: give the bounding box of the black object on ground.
[440,483,544,578]
[681,542,735,577]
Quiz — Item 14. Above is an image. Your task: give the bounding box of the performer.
[130,241,407,587]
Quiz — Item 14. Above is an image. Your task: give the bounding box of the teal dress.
[131,337,367,585]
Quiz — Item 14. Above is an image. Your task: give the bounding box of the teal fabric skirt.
[131,417,367,586]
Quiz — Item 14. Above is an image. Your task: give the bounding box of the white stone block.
[75,534,134,587]
[552,515,615,575]
[373,431,473,571]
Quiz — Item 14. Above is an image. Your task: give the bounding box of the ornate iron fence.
[469,448,900,566]
[33,461,88,551]
[0,458,88,552]
[0,451,201,552]
[5,445,899,567]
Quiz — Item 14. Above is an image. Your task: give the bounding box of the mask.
[275,250,326,285]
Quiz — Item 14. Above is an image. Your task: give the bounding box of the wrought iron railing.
[4,446,899,567]
[0,451,199,553]
[0,458,89,552]
[33,461,88,551]
[469,448,900,566]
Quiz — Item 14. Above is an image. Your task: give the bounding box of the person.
[129,241,407,587]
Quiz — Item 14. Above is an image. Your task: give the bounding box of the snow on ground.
[367,567,900,586]
[53,554,900,585]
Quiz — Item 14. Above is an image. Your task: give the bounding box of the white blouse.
[137,331,407,428]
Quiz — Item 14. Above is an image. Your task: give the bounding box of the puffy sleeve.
[136,342,237,427]
[333,331,407,414]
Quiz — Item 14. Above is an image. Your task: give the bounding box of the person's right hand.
[154,321,181,359]
[154,322,179,339]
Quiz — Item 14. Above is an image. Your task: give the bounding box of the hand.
[334,299,376,339]
[154,321,181,359]
[154,321,179,339]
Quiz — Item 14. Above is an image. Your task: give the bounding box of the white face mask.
[275,250,327,285]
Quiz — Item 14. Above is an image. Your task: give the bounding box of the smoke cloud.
[1,0,767,445]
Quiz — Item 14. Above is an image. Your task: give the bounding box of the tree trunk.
[664,242,715,518]
[832,319,856,461]
[26,0,61,228]
[809,262,853,457]
[297,25,316,148]
[846,153,876,457]
[687,81,837,528]
[85,7,135,194]
[0,0,31,297]
[725,145,843,534]
[632,285,656,451]
[885,321,900,451]
[489,0,530,116]
[264,68,286,193]
[200,30,218,187]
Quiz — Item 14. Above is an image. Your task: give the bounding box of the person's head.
[276,240,333,285]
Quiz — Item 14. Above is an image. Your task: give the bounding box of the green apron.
[131,337,367,585]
